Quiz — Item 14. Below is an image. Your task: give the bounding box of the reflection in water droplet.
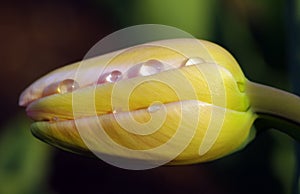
[106,70,122,83]
[185,57,205,66]
[147,103,162,113]
[51,117,59,122]
[58,79,80,94]
[127,59,164,78]
[139,59,164,76]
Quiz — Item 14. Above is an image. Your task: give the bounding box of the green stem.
[245,80,300,124]
[245,80,300,139]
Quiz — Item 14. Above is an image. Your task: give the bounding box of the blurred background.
[0,0,299,193]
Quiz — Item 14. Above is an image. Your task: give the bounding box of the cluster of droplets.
[96,59,166,85]
[107,57,205,114]
[44,57,205,116]
[97,57,205,85]
[44,57,205,96]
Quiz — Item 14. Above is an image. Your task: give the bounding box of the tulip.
[19,38,300,169]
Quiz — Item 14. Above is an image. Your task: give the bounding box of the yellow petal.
[31,100,256,165]
[26,62,249,121]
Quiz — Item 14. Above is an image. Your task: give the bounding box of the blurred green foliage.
[0,115,53,194]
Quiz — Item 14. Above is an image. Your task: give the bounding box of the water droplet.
[112,106,124,114]
[126,59,164,78]
[57,79,80,94]
[51,117,59,122]
[105,70,122,83]
[43,79,79,96]
[139,59,164,76]
[185,57,205,66]
[147,103,162,113]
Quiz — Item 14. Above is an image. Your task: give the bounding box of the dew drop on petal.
[127,59,165,78]
[147,103,162,113]
[105,70,122,83]
[139,59,164,76]
[51,117,59,122]
[112,107,124,114]
[184,57,205,66]
[57,79,80,94]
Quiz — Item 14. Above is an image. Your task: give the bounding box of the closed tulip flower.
[19,38,300,169]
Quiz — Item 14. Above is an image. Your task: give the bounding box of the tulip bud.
[19,38,300,169]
